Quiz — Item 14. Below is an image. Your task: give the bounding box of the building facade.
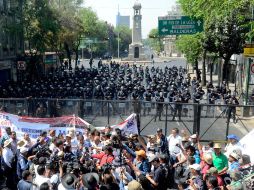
[0,0,24,83]
[116,12,130,28]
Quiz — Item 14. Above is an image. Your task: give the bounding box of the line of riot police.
[0,61,239,122]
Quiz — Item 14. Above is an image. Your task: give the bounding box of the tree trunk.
[64,42,71,65]
[195,60,200,80]
[210,56,216,83]
[223,57,230,85]
[201,50,207,86]
[75,49,78,68]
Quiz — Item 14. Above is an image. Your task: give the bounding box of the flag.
[111,113,138,135]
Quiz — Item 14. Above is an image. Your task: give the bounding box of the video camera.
[100,163,113,174]
[34,145,51,159]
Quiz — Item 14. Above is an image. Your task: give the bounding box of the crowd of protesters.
[0,125,253,190]
[0,61,239,121]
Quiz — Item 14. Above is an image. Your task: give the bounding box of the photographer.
[111,161,133,189]
[156,128,169,156]
[17,170,37,190]
[17,147,35,180]
[187,164,204,190]
[123,144,150,176]
[145,155,167,190]
[100,173,119,190]
[34,165,51,188]
[91,146,114,168]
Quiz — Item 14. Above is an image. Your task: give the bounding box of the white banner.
[111,113,139,135]
[0,112,91,141]
[240,129,254,163]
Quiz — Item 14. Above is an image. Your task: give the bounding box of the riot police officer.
[143,87,152,116]
[154,92,164,122]
[227,95,239,123]
[206,89,218,117]
[172,92,183,121]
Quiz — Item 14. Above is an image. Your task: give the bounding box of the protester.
[146,155,167,190]
[224,134,242,158]
[17,170,37,190]
[212,143,228,175]
[188,164,204,190]
[0,122,252,190]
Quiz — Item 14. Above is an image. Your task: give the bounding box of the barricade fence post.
[165,104,168,136]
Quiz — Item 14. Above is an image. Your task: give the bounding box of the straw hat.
[213,143,221,149]
[203,153,213,165]
[17,140,27,149]
[128,180,144,190]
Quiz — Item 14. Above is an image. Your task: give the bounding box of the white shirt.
[91,142,103,154]
[50,173,59,184]
[49,143,57,152]
[34,175,51,189]
[58,183,76,190]
[71,138,78,154]
[2,147,14,168]
[167,134,182,154]
[11,139,18,155]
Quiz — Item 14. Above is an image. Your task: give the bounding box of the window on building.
[0,0,3,9]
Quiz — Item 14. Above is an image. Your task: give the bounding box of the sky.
[84,0,177,38]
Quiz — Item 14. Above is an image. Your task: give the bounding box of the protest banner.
[240,129,254,163]
[0,112,91,141]
[110,113,139,135]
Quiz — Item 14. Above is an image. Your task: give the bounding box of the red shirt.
[92,152,114,166]
[201,163,211,176]
[217,175,224,186]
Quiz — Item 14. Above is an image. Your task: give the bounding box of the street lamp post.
[117,31,120,59]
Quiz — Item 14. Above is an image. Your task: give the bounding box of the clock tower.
[128,0,146,60]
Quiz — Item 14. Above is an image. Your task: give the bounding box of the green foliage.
[147,28,163,53]
[175,33,203,65]
[23,0,61,54]
[113,26,132,56]
[178,0,252,81]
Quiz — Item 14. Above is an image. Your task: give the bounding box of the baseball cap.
[227,134,240,141]
[189,164,201,171]
[136,149,146,158]
[230,152,241,160]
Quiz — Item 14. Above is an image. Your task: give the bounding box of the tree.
[175,34,203,80]
[113,26,132,57]
[178,0,251,84]
[51,0,84,66]
[147,28,163,53]
[22,0,61,79]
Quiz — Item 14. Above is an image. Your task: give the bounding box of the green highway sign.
[158,16,203,35]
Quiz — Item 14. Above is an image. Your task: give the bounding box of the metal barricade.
[0,98,253,142]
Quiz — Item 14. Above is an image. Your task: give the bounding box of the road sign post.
[158,16,203,36]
